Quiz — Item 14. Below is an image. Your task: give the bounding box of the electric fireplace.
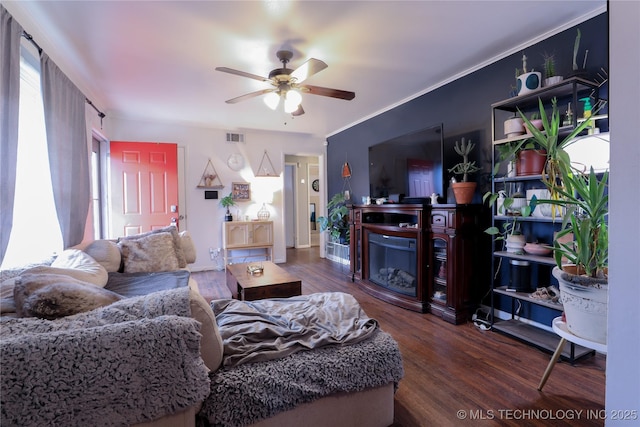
[367,233,417,297]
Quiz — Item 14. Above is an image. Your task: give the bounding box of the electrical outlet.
[209,247,215,260]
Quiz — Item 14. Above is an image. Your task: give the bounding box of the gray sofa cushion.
[105,270,191,297]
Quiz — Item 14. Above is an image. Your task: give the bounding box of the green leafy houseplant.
[220,193,236,221]
[318,192,350,244]
[517,97,601,201]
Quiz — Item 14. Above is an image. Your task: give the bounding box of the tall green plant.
[533,166,608,278]
[318,192,350,243]
[448,138,480,182]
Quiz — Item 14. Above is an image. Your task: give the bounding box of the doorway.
[284,163,296,248]
[283,155,320,249]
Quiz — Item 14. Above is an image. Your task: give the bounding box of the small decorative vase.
[224,208,233,222]
[505,233,526,254]
[257,203,270,221]
[504,117,525,138]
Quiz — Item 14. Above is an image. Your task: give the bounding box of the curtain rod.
[21,30,107,126]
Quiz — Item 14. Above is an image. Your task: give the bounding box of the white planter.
[544,76,564,87]
[553,267,608,345]
[326,241,350,265]
[504,117,525,138]
[517,72,541,95]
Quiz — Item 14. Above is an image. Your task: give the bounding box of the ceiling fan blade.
[290,58,328,83]
[215,67,270,82]
[291,105,305,116]
[225,89,275,104]
[301,84,355,100]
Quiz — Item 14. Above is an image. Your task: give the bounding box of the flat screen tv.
[368,124,444,203]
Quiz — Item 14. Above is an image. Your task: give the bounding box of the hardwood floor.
[192,247,606,427]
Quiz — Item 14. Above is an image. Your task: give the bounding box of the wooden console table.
[222,221,273,265]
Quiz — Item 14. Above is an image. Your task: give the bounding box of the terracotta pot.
[516,149,547,176]
[451,182,476,204]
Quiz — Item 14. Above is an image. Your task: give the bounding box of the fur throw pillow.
[117,232,181,273]
[118,225,187,268]
[13,273,123,319]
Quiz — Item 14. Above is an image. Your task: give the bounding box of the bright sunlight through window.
[1,45,62,269]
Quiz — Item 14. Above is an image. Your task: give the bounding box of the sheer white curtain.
[0,5,23,264]
[40,53,90,248]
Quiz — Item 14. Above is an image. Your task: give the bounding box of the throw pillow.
[118,225,187,268]
[118,232,181,273]
[81,240,122,273]
[30,249,109,287]
[179,230,197,264]
[13,273,123,319]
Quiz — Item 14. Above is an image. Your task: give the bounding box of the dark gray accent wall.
[327,13,608,203]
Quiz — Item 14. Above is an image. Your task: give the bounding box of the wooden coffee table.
[225,261,302,301]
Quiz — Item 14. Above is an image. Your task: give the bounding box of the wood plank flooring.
[192,247,606,427]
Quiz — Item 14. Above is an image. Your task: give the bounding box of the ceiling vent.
[226,132,245,143]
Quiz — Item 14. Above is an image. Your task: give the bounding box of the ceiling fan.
[216,50,355,116]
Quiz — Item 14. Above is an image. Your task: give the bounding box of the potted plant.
[518,97,602,201]
[220,193,235,222]
[542,52,563,86]
[447,137,480,204]
[534,165,609,344]
[516,53,541,96]
[318,192,350,244]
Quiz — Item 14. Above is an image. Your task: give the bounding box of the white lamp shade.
[264,92,280,110]
[284,90,302,113]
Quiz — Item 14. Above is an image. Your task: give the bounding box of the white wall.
[106,117,325,270]
[606,1,640,423]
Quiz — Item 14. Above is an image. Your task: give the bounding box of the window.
[91,137,104,240]
[1,43,62,269]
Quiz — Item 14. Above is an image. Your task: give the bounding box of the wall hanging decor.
[197,159,224,188]
[231,182,251,201]
[341,155,352,200]
[256,150,277,177]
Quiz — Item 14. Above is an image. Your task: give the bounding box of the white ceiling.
[4,1,606,138]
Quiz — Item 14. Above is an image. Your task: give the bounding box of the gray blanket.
[212,292,379,368]
[199,292,404,427]
[0,288,211,427]
[198,329,404,427]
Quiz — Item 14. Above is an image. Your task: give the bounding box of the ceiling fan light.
[286,89,302,105]
[264,92,280,110]
[284,90,302,113]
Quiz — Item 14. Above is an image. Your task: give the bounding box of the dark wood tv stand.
[349,203,483,324]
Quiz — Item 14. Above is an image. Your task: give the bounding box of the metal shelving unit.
[488,78,601,360]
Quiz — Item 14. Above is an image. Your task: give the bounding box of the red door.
[407,158,434,197]
[110,141,178,237]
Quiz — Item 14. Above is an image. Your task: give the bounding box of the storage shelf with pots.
[488,77,602,360]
